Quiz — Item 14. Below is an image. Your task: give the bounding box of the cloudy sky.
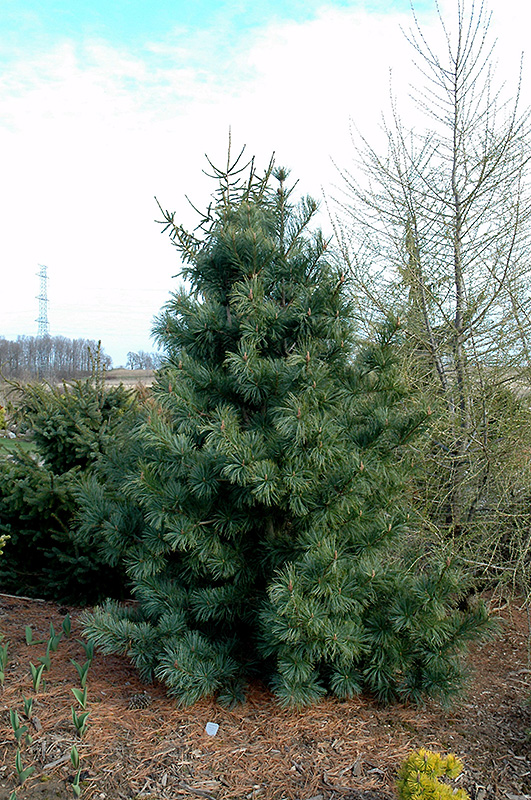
[1,0,528,366]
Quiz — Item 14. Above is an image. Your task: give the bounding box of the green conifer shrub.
[81,151,493,706]
[0,365,138,602]
[11,358,133,474]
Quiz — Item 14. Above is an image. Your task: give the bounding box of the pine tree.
[82,150,493,707]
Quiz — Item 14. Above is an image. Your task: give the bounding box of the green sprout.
[22,696,34,720]
[70,746,82,798]
[77,639,94,662]
[29,662,46,693]
[71,707,89,738]
[70,745,80,771]
[15,749,35,785]
[62,614,72,638]
[9,710,32,746]
[37,651,51,672]
[0,637,8,686]
[77,639,94,661]
[71,686,88,710]
[25,626,45,646]
[71,659,91,688]
[47,622,62,652]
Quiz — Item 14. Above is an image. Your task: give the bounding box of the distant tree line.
[126,350,164,370]
[0,335,112,380]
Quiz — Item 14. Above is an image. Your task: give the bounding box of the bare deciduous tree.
[333,0,531,583]
[0,335,112,380]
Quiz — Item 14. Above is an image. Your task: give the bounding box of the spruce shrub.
[0,367,137,602]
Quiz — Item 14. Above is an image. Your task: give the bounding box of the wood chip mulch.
[0,593,530,800]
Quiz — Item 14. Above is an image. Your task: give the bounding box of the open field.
[0,438,34,455]
[103,368,155,388]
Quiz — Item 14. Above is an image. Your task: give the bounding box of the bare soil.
[0,593,530,800]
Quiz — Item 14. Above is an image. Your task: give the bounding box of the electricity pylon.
[36,264,49,337]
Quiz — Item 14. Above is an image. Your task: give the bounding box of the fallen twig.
[178,781,218,800]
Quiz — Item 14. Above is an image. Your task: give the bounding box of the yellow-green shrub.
[397,749,470,800]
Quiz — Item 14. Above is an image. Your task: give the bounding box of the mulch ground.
[0,592,530,800]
